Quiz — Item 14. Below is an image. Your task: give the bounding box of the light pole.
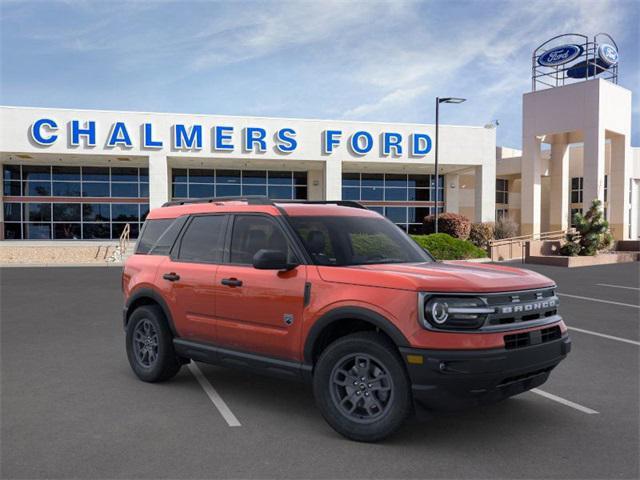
[434,97,466,233]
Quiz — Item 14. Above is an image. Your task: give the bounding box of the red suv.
[122,197,570,441]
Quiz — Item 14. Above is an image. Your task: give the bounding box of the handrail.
[489,229,571,247]
[489,228,575,262]
[119,223,131,254]
[105,223,131,263]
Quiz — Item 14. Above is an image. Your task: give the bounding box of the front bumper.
[399,334,571,410]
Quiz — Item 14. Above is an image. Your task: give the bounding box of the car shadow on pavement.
[192,361,571,446]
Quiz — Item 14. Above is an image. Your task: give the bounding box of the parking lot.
[1,262,638,479]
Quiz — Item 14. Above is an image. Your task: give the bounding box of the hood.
[316,261,554,293]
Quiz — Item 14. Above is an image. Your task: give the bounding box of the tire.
[313,331,412,442]
[126,305,182,382]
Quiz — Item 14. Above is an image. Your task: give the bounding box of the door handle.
[221,278,243,287]
[162,272,180,282]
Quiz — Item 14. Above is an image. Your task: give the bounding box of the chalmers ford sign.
[28,118,434,157]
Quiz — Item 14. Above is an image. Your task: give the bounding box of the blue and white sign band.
[537,44,583,67]
[29,119,434,158]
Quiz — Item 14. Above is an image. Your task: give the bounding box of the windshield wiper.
[359,258,410,265]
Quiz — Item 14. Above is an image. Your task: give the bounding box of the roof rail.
[161,196,367,210]
[274,200,368,210]
[162,196,273,207]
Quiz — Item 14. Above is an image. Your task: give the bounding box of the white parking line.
[558,293,639,309]
[188,361,242,427]
[596,283,640,291]
[568,326,640,346]
[531,388,599,414]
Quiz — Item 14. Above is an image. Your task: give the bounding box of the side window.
[230,215,294,265]
[136,219,173,254]
[290,219,336,265]
[177,215,226,263]
[148,215,188,255]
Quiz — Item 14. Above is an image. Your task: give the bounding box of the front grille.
[504,326,562,350]
[485,287,558,327]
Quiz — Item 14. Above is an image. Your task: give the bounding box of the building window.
[341,172,444,232]
[2,164,148,240]
[571,177,583,203]
[496,208,509,220]
[496,178,508,204]
[171,168,307,201]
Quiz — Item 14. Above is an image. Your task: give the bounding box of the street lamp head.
[438,97,466,104]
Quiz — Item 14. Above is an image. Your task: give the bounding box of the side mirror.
[252,249,298,271]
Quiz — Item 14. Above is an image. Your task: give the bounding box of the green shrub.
[423,213,471,240]
[560,199,613,256]
[559,241,580,257]
[411,233,488,260]
[469,222,495,249]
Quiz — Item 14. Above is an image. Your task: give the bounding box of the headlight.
[422,296,494,330]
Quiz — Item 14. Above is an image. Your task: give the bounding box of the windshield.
[287,215,433,266]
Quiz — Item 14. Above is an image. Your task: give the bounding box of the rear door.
[159,214,228,343]
[214,214,307,361]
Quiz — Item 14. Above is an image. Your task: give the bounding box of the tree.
[560,199,613,256]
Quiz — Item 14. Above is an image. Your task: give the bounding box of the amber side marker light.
[406,354,424,365]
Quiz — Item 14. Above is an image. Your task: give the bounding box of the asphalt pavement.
[1,262,638,479]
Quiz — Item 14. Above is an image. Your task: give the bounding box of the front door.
[214,214,307,361]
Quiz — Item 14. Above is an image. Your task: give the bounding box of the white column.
[609,134,631,240]
[521,135,542,236]
[445,173,459,213]
[324,160,342,200]
[549,135,570,232]
[474,163,495,223]
[306,169,324,201]
[582,126,605,211]
[148,153,169,210]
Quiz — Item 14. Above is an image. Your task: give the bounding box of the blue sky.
[1,0,638,148]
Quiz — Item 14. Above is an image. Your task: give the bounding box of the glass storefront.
[171,168,308,200]
[2,164,148,239]
[342,173,444,233]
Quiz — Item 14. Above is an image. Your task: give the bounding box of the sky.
[1,0,638,148]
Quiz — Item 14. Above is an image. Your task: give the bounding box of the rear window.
[136,219,174,254]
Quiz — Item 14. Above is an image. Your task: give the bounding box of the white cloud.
[338,0,629,121]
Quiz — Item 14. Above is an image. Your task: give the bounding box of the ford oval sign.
[538,44,583,67]
[598,44,618,66]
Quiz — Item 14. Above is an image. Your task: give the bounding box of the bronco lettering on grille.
[499,298,557,314]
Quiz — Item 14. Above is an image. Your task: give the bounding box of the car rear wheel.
[126,305,181,382]
[313,332,412,442]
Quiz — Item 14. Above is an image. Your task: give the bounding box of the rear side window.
[177,215,227,263]
[136,219,174,254]
[148,215,188,255]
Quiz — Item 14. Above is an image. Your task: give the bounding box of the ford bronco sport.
[122,197,570,442]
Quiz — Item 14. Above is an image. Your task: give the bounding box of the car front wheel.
[313,332,412,442]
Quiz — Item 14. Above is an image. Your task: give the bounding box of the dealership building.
[0,107,498,240]
[0,35,638,243]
